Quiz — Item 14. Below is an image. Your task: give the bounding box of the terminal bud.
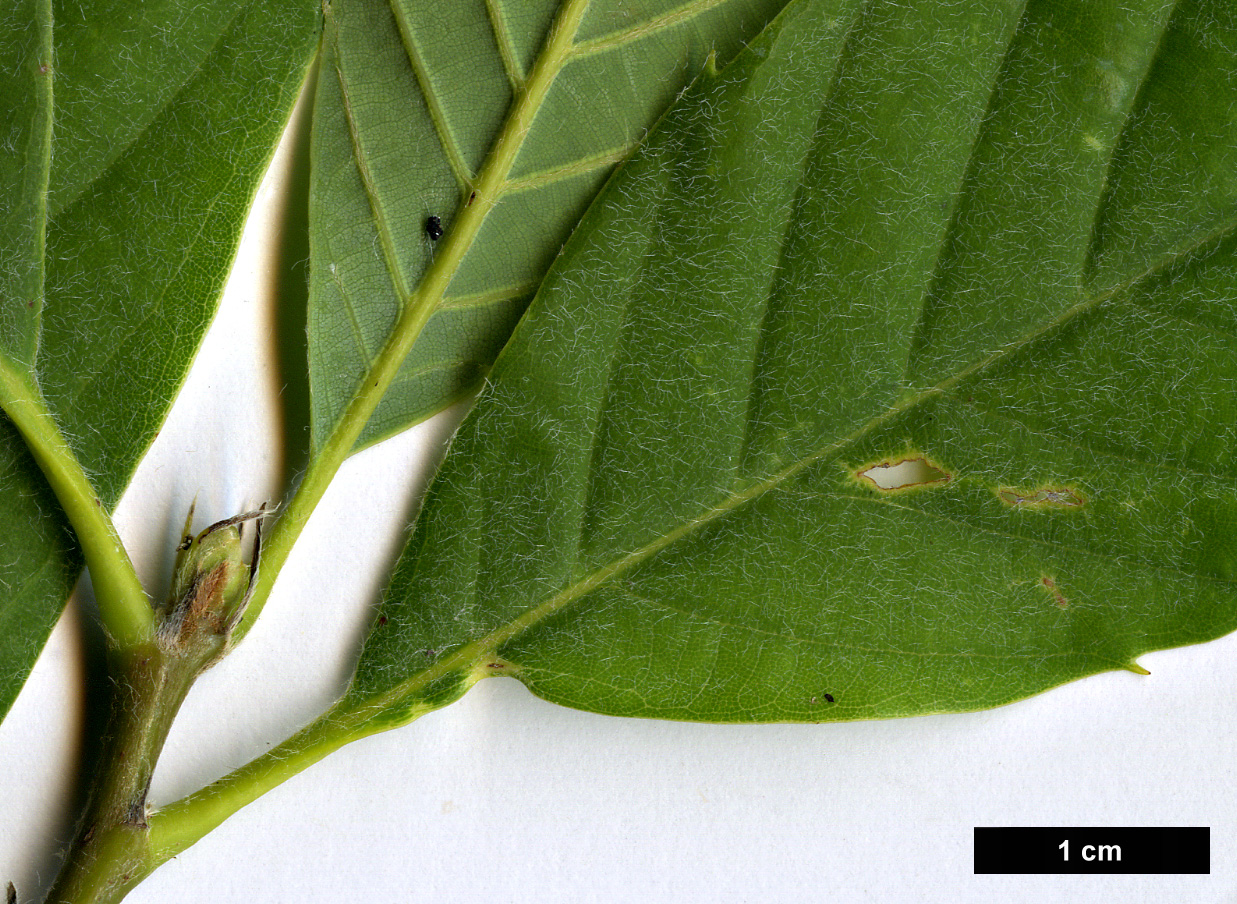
[157,503,266,660]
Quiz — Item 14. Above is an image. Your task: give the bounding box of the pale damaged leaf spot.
[997,485,1086,510]
[855,455,951,492]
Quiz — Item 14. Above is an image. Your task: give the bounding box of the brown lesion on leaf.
[853,452,952,492]
[997,484,1086,510]
[472,656,518,680]
[1040,575,1068,608]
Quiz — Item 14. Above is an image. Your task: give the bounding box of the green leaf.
[0,0,319,720]
[306,0,797,454]
[0,0,52,370]
[0,4,64,715]
[342,0,1237,726]
[39,0,320,507]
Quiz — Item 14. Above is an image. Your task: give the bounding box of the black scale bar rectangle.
[974,827,1209,874]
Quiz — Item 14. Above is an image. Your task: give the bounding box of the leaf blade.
[307,0,802,453]
[0,0,53,370]
[37,0,320,506]
[346,0,1237,725]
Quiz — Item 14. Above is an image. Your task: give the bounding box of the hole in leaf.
[856,456,951,490]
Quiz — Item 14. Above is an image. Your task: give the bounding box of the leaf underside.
[0,0,319,719]
[346,0,1237,725]
[307,0,797,453]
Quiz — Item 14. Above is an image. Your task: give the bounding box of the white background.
[2,85,1235,904]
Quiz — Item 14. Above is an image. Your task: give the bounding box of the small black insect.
[424,215,444,241]
[823,693,835,703]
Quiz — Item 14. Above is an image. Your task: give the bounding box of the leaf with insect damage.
[0,0,319,720]
[337,0,1237,727]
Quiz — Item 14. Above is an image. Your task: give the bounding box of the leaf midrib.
[320,0,807,450]
[341,209,1237,726]
[252,0,597,632]
[328,0,777,344]
[326,0,593,347]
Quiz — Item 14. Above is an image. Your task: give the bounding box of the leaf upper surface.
[345,0,1237,725]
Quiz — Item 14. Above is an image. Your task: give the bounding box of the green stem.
[0,362,152,649]
[147,702,385,862]
[44,644,206,904]
[46,528,250,904]
[149,607,517,865]
[235,0,593,641]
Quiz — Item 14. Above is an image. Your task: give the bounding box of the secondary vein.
[502,143,635,194]
[485,0,526,90]
[570,0,731,60]
[387,0,475,191]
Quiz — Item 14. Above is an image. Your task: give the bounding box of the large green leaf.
[338,0,1237,726]
[0,0,319,719]
[306,0,798,453]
